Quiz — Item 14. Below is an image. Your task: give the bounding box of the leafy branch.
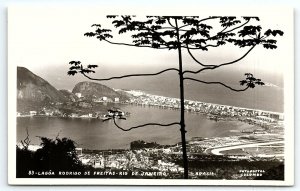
[184,17,283,67]
[68,61,179,80]
[184,73,264,92]
[84,16,269,51]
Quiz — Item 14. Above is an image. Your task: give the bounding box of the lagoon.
[17,105,256,150]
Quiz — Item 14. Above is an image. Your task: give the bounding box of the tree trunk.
[175,18,189,179]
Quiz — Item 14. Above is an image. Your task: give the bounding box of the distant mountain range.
[17,67,129,112]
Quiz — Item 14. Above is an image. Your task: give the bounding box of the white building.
[75,93,82,98]
[256,115,276,123]
[94,157,105,168]
[29,111,37,116]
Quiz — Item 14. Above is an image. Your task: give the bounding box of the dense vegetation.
[16,137,87,178]
[130,140,161,150]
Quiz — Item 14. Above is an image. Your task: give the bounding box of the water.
[17,105,256,150]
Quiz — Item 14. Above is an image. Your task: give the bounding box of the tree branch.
[186,43,216,67]
[181,45,207,50]
[55,130,62,140]
[158,27,176,30]
[113,118,180,131]
[207,19,250,41]
[183,45,256,74]
[204,44,220,48]
[184,77,250,92]
[20,127,31,149]
[122,16,169,46]
[220,26,229,33]
[198,16,222,23]
[224,19,250,33]
[206,45,256,68]
[81,68,179,81]
[167,17,176,28]
[178,16,222,29]
[104,39,169,49]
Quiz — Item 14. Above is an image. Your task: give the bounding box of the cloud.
[263,82,281,88]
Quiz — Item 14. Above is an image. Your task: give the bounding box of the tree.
[17,135,84,177]
[34,137,83,171]
[68,16,283,179]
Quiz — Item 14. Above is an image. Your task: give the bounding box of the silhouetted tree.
[17,136,84,177]
[68,16,283,179]
[16,146,34,177]
[34,137,83,171]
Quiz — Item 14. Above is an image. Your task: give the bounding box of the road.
[207,141,284,156]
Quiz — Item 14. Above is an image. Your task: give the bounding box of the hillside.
[17,67,68,112]
[72,81,129,102]
[59,89,79,102]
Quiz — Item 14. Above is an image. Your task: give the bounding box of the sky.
[8,7,293,92]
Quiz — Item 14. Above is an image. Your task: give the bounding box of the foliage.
[16,146,35,177]
[16,136,85,177]
[68,16,283,91]
[82,16,282,50]
[240,73,265,88]
[130,140,160,150]
[34,137,82,170]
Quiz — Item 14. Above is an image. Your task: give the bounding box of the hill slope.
[17,67,68,111]
[59,89,79,102]
[72,81,129,101]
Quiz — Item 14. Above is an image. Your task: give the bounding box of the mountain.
[17,67,68,111]
[59,89,79,102]
[72,81,129,101]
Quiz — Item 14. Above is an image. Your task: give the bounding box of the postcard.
[8,6,294,185]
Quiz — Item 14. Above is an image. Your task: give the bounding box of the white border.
[7,5,294,186]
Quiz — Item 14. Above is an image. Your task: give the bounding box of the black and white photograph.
[7,6,294,185]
